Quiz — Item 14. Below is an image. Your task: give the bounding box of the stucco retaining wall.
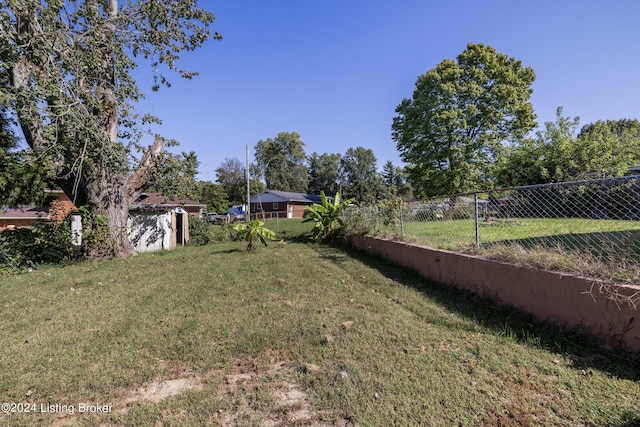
[348,235,640,354]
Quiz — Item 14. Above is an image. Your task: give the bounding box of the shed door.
[176,212,184,246]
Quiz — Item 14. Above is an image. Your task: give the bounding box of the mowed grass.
[403,217,640,283]
[0,221,639,426]
[403,217,640,250]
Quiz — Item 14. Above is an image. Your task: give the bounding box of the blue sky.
[140,1,640,183]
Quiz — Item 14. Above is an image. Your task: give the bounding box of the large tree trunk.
[78,137,164,259]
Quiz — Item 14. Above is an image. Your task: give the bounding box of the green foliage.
[199,181,230,213]
[0,220,73,275]
[307,152,342,195]
[230,220,276,251]
[574,118,640,179]
[215,157,247,205]
[303,191,354,239]
[380,161,413,200]
[188,217,213,246]
[0,109,51,207]
[78,206,111,259]
[214,158,263,207]
[495,109,640,187]
[151,151,202,201]
[255,132,308,192]
[2,0,218,257]
[340,147,383,203]
[393,43,537,196]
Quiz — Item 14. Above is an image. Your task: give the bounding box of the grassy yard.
[403,217,640,250]
[402,217,640,283]
[0,221,639,426]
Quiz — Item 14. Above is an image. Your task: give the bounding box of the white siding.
[128,212,172,253]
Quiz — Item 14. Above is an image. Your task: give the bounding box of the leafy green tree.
[494,108,640,186]
[575,119,640,178]
[392,43,537,197]
[303,191,354,240]
[151,151,201,200]
[215,158,246,205]
[340,147,382,203]
[496,107,579,186]
[0,108,51,207]
[214,158,264,206]
[198,181,229,213]
[255,132,308,192]
[307,152,341,195]
[1,0,219,258]
[380,161,413,199]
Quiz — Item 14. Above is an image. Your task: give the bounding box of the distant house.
[249,191,323,219]
[0,189,75,231]
[0,206,49,231]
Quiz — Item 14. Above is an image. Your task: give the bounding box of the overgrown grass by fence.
[346,175,640,284]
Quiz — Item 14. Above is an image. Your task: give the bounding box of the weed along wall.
[348,235,640,354]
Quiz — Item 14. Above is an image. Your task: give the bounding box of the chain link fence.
[346,175,640,284]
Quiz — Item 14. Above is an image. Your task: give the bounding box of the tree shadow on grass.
[320,241,640,383]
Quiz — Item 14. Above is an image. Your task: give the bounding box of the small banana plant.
[230,220,276,251]
[303,191,354,239]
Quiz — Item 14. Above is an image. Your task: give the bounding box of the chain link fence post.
[400,201,405,239]
[474,193,480,248]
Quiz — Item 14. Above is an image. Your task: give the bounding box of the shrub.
[0,219,73,275]
[303,191,354,240]
[188,217,213,246]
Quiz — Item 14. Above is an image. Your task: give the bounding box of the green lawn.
[0,225,639,426]
[403,217,640,250]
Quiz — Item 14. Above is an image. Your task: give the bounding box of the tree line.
[198,131,412,213]
[392,43,640,198]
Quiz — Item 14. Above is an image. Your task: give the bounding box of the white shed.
[128,207,189,253]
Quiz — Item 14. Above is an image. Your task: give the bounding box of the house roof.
[250,191,323,204]
[130,193,205,211]
[0,206,49,220]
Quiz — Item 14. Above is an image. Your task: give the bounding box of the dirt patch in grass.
[50,357,345,427]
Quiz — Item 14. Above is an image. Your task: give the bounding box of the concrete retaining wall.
[348,235,640,354]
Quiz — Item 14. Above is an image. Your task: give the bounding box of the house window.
[273,202,279,210]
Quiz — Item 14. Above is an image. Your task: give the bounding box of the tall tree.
[215,157,245,205]
[254,131,307,192]
[150,150,201,200]
[215,157,263,205]
[392,43,537,197]
[381,160,398,188]
[340,147,382,203]
[198,181,229,213]
[495,107,579,186]
[1,1,219,257]
[307,152,341,195]
[575,119,640,178]
[381,160,412,199]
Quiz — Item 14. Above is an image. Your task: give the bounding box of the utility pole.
[246,144,251,220]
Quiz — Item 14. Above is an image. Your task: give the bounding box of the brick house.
[0,189,74,231]
[249,191,323,219]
